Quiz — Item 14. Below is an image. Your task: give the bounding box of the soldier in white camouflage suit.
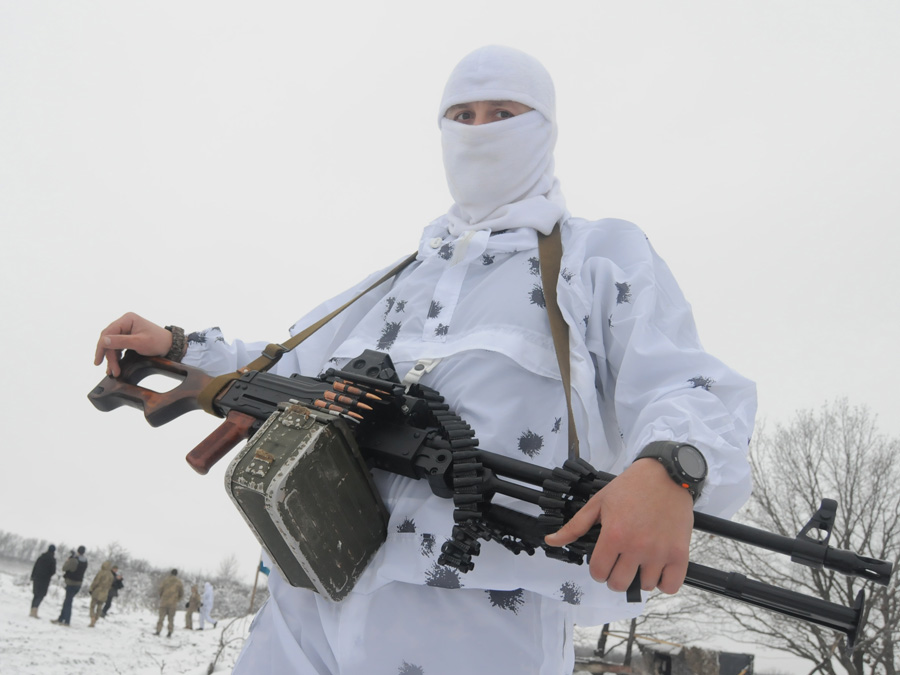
[96,45,756,674]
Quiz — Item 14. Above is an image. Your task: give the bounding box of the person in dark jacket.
[52,545,88,626]
[101,567,124,618]
[30,545,57,618]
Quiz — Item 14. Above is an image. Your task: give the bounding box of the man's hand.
[94,312,172,377]
[544,458,694,594]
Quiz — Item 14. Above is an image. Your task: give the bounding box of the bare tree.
[97,540,131,566]
[706,399,900,674]
[216,554,240,583]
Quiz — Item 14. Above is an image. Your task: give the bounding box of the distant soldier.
[102,567,124,618]
[88,561,115,627]
[185,584,201,629]
[199,581,217,630]
[155,569,184,638]
[30,545,57,618]
[52,545,88,627]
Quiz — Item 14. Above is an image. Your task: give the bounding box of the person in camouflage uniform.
[88,560,115,627]
[155,568,184,638]
[185,584,201,630]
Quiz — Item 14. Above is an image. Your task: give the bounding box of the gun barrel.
[824,548,893,585]
[469,449,895,588]
[693,513,893,586]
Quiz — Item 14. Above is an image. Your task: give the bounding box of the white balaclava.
[439,45,566,236]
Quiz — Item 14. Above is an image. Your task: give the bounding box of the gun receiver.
[88,349,894,648]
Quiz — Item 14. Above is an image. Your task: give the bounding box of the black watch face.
[676,445,706,480]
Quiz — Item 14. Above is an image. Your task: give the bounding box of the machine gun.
[88,349,893,648]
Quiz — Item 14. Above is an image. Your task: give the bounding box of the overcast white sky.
[1,1,898,582]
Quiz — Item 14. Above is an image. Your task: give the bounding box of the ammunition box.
[224,403,389,601]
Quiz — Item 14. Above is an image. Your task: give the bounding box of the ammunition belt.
[408,381,603,572]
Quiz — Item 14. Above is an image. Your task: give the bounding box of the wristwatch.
[634,441,707,502]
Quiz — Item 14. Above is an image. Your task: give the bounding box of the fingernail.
[104,337,111,346]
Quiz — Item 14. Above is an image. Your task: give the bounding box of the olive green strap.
[538,223,579,460]
[198,252,419,416]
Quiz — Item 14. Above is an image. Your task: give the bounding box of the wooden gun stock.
[87,351,212,426]
[88,351,256,474]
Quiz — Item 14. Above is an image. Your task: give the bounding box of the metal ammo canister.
[225,402,389,601]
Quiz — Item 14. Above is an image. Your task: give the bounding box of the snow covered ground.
[0,559,824,675]
[0,562,251,675]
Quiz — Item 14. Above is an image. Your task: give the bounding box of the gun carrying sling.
[537,224,579,459]
[197,252,418,415]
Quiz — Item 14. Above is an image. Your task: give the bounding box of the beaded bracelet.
[164,325,187,362]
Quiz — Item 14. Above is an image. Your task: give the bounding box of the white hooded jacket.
[184,216,755,626]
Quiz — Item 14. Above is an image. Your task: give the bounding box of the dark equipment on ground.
[88,349,894,649]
